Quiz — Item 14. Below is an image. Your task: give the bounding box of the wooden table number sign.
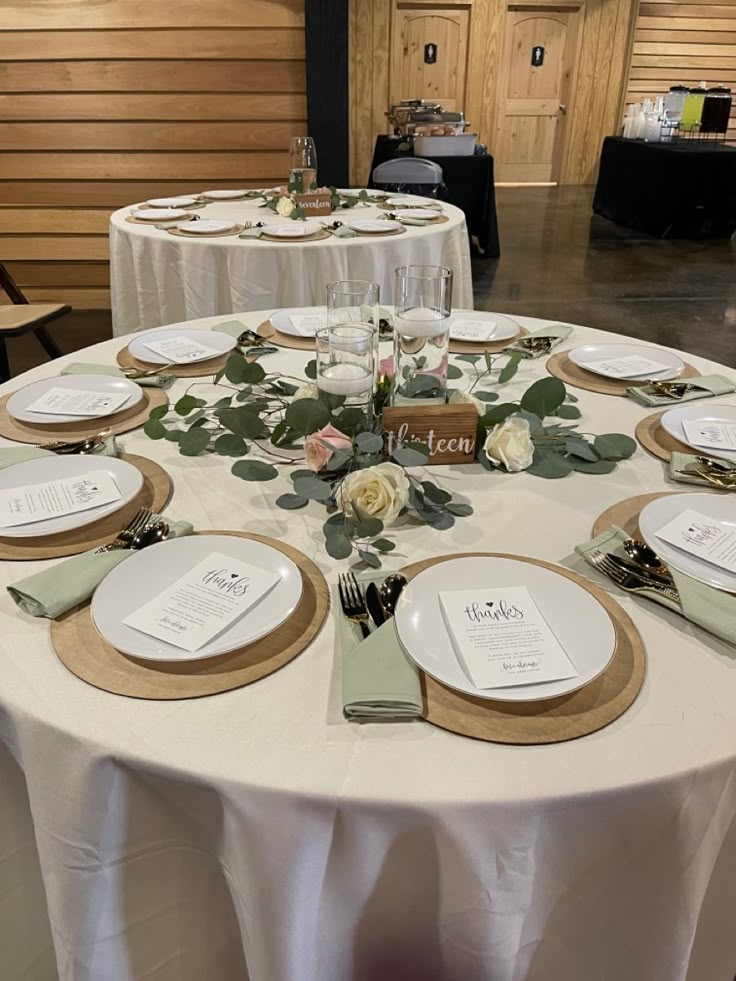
[295,191,333,216]
[383,404,477,465]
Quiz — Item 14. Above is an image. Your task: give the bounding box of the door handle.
[559,104,567,114]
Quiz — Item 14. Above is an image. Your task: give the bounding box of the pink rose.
[304,423,353,472]
[379,356,395,380]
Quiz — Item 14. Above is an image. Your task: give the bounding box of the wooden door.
[390,5,470,112]
[494,4,582,182]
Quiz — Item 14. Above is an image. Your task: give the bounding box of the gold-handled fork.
[338,572,371,638]
[122,363,175,380]
[589,549,680,602]
[94,507,153,553]
[645,379,699,399]
[36,428,111,454]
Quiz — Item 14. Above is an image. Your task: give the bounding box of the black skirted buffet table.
[369,134,501,258]
[593,135,736,239]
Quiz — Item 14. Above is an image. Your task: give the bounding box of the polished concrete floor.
[4,185,736,377]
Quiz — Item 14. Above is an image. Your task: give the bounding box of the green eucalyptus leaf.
[231,459,278,481]
[571,458,617,474]
[214,433,247,456]
[276,493,308,510]
[520,377,566,418]
[393,446,428,467]
[148,404,169,420]
[143,418,166,440]
[325,447,354,472]
[421,509,454,530]
[293,476,333,501]
[402,374,441,398]
[218,407,269,440]
[554,403,582,419]
[355,431,384,453]
[446,502,473,517]
[284,397,330,436]
[565,392,579,403]
[304,359,317,380]
[179,427,211,456]
[325,532,352,560]
[455,354,481,364]
[357,549,381,569]
[525,447,573,478]
[214,367,227,384]
[174,394,205,416]
[421,481,451,504]
[213,395,233,409]
[498,352,523,384]
[408,482,425,510]
[334,407,369,435]
[594,433,637,461]
[446,363,464,380]
[164,429,182,442]
[564,438,599,462]
[292,468,319,481]
[475,390,499,402]
[372,538,396,552]
[480,403,519,428]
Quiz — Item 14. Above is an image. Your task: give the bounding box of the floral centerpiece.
[144,346,636,567]
[260,177,372,221]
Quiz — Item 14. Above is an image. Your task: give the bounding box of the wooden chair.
[0,262,70,383]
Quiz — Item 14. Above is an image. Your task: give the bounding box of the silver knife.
[365,582,386,628]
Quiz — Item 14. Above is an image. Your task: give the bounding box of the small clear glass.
[316,323,375,426]
[326,280,380,383]
[289,136,318,191]
[392,265,453,405]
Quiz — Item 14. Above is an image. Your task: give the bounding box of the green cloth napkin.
[7,516,194,619]
[575,524,736,645]
[504,323,573,358]
[210,320,246,339]
[0,439,118,471]
[328,224,357,238]
[340,571,423,722]
[239,227,264,239]
[61,362,174,390]
[626,374,735,407]
[387,215,431,226]
[669,450,736,489]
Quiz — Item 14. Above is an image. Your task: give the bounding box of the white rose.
[337,462,409,527]
[484,415,534,472]
[276,196,296,217]
[292,382,319,402]
[448,388,484,416]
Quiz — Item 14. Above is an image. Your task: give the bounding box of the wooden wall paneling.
[0,0,305,29]
[0,154,290,181]
[0,94,307,122]
[5,263,111,288]
[0,123,303,152]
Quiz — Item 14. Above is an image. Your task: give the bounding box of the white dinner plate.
[175,219,236,234]
[639,493,736,591]
[448,310,519,342]
[132,208,189,221]
[394,556,616,702]
[660,403,736,460]
[270,307,327,337]
[145,196,199,208]
[266,222,321,238]
[7,374,143,425]
[568,343,684,380]
[391,208,440,221]
[91,535,303,661]
[128,327,237,365]
[347,219,400,234]
[0,456,143,538]
[198,189,249,199]
[385,196,434,206]
[337,187,384,198]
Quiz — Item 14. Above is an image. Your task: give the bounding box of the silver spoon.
[129,522,169,551]
[378,574,408,618]
[623,539,670,575]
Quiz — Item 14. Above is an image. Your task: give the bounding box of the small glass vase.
[316,323,375,428]
[392,265,453,405]
[326,280,380,386]
[289,136,318,191]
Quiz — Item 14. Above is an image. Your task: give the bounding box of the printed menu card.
[583,354,673,378]
[123,551,281,652]
[289,311,327,336]
[143,336,222,364]
[27,387,131,417]
[655,508,736,573]
[439,586,579,689]
[681,419,736,453]
[0,470,122,528]
[450,318,498,341]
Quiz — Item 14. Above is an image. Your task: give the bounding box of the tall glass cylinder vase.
[289,136,318,191]
[392,265,453,405]
[326,280,380,385]
[316,324,375,428]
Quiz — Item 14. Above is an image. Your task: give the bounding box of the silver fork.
[589,550,680,602]
[338,572,371,638]
[95,507,154,553]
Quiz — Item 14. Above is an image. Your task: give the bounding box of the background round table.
[109,195,473,336]
[2,311,736,981]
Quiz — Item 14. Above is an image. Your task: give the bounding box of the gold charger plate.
[256,320,316,352]
[116,345,231,378]
[592,491,686,540]
[49,531,329,699]
[166,224,246,238]
[0,453,172,560]
[0,387,168,444]
[400,552,645,745]
[547,352,701,396]
[635,410,696,462]
[260,228,331,243]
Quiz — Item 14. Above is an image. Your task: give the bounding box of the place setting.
[117,327,239,378]
[547,341,701,396]
[38,529,328,699]
[339,553,644,744]
[579,491,736,647]
[635,400,736,482]
[0,373,169,443]
[257,306,327,350]
[447,310,527,353]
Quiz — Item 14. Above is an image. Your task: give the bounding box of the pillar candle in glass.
[289,136,318,191]
[392,265,453,405]
[326,280,380,383]
[316,324,375,426]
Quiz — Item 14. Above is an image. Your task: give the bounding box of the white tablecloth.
[2,313,736,981]
[109,196,474,336]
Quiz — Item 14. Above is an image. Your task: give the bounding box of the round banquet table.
[2,312,736,981]
[109,195,474,337]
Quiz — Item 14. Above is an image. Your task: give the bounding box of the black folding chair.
[0,262,70,382]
